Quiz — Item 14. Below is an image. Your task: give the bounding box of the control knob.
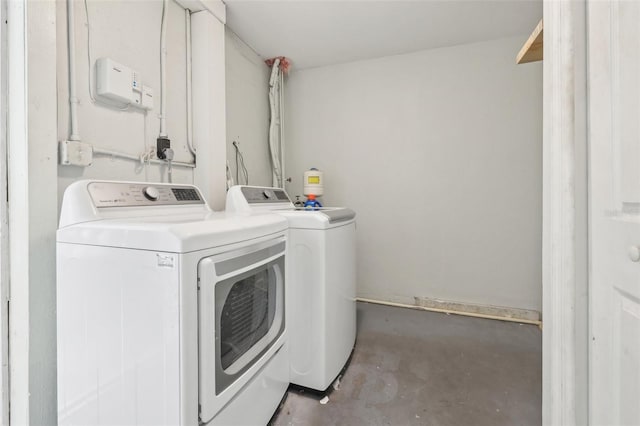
[143,186,160,201]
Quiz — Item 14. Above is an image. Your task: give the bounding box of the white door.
[588,1,640,424]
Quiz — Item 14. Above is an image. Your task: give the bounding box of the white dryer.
[57,180,289,426]
[226,186,357,391]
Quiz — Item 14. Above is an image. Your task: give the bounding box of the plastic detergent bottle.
[304,194,322,210]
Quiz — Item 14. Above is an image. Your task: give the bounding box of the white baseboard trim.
[356,297,542,326]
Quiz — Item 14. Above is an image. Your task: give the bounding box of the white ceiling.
[224,0,542,70]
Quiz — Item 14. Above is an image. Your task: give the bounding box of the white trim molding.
[357,297,542,326]
[7,0,59,424]
[174,0,226,24]
[7,1,29,422]
[0,0,9,422]
[542,0,588,425]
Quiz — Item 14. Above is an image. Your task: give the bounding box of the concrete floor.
[271,301,541,426]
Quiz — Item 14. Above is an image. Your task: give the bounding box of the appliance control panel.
[88,181,204,208]
[241,186,292,204]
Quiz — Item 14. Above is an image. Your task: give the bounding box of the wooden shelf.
[516,19,543,64]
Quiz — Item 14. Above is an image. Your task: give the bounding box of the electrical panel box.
[59,140,93,167]
[96,57,134,104]
[96,57,153,110]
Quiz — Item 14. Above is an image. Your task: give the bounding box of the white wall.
[285,36,543,312]
[225,30,272,187]
[56,0,191,199]
[191,9,227,210]
[56,0,225,206]
[7,1,226,423]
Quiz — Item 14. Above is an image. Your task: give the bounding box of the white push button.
[629,246,640,262]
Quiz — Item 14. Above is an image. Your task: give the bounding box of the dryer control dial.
[143,186,160,201]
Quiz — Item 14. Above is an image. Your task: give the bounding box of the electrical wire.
[159,0,168,137]
[226,160,235,190]
[93,146,195,168]
[268,59,283,187]
[83,0,130,111]
[67,0,81,140]
[140,147,156,167]
[185,9,196,161]
[232,141,249,185]
[143,110,150,180]
[279,70,285,187]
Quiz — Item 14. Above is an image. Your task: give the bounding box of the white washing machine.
[57,180,289,426]
[226,186,357,391]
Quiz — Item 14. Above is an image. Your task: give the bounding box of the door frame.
[6,1,58,424]
[0,0,8,422]
[542,0,590,425]
[0,0,592,424]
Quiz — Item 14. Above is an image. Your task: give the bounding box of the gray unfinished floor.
[271,301,541,426]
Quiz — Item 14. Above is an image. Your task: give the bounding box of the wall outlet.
[157,137,171,159]
[59,140,93,167]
